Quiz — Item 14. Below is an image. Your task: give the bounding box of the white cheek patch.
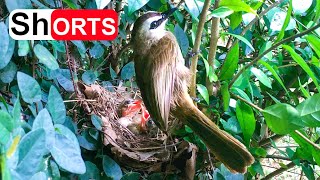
[139,16,167,40]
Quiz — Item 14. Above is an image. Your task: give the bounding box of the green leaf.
[47,86,66,124]
[32,108,55,149]
[292,0,312,14]
[82,70,97,85]
[71,40,86,56]
[229,12,242,29]
[95,0,111,9]
[296,93,320,127]
[15,129,47,179]
[17,72,42,103]
[0,23,15,70]
[174,25,189,56]
[79,161,100,180]
[209,6,234,18]
[0,62,17,83]
[231,87,252,103]
[121,62,135,80]
[275,0,293,42]
[220,42,239,80]
[110,65,117,80]
[18,40,30,56]
[185,0,204,19]
[220,0,257,15]
[221,82,230,111]
[0,110,14,145]
[121,172,141,180]
[306,34,320,58]
[103,155,123,180]
[250,67,272,88]
[4,0,32,12]
[50,133,86,174]
[34,44,59,70]
[236,101,255,146]
[263,103,302,134]
[54,124,81,153]
[258,60,289,95]
[223,32,254,51]
[282,45,320,91]
[196,84,209,105]
[315,0,320,21]
[30,171,47,180]
[89,43,104,59]
[91,114,103,131]
[127,0,150,15]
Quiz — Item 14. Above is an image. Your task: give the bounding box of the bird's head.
[132,8,177,42]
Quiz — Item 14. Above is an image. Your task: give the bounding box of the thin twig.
[189,0,211,98]
[206,0,220,96]
[229,23,320,88]
[265,155,291,161]
[261,162,296,180]
[294,130,320,151]
[231,93,264,112]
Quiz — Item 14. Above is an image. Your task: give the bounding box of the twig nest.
[77,82,197,174]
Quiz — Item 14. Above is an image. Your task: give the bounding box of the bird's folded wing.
[141,32,179,131]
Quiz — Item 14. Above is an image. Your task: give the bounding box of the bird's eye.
[150,21,158,29]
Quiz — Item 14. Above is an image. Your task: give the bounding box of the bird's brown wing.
[135,32,179,131]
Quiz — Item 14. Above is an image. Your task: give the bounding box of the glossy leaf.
[54,124,81,153]
[306,34,320,58]
[296,93,320,127]
[0,110,14,145]
[121,62,135,80]
[32,108,55,149]
[82,70,97,85]
[91,114,103,131]
[79,161,100,180]
[196,84,209,105]
[282,45,320,91]
[174,24,189,56]
[220,0,257,15]
[4,0,32,12]
[15,129,47,179]
[50,133,86,174]
[103,155,122,180]
[89,43,104,59]
[251,67,272,88]
[0,23,15,69]
[0,62,17,83]
[30,171,47,180]
[34,44,59,70]
[121,172,141,180]
[17,72,42,103]
[263,103,302,134]
[185,0,204,19]
[47,86,66,124]
[276,0,293,42]
[127,0,150,15]
[209,6,234,18]
[95,0,110,9]
[258,60,289,95]
[223,32,254,51]
[292,0,312,14]
[18,40,30,56]
[236,101,255,146]
[220,43,239,80]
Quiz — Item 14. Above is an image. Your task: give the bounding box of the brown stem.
[294,130,320,151]
[206,0,220,96]
[230,93,264,112]
[229,23,320,88]
[261,162,296,180]
[259,134,284,147]
[189,0,211,98]
[265,155,291,161]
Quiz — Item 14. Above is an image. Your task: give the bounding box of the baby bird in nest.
[118,99,150,134]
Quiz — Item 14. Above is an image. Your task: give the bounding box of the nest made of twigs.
[77,82,196,174]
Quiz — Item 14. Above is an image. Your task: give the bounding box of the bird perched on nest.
[118,99,150,134]
[131,9,255,173]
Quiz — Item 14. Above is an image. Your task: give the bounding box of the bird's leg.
[184,50,201,68]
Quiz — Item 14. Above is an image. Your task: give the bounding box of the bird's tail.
[173,94,254,173]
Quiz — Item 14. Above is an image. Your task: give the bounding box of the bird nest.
[77,82,197,174]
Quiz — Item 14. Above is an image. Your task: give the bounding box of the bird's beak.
[161,7,177,20]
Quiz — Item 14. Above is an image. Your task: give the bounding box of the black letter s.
[11,12,29,35]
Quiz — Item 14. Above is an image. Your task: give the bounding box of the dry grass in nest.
[77,82,196,174]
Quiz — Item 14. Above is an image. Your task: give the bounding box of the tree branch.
[206,0,220,96]
[231,93,264,112]
[189,0,211,98]
[261,162,296,180]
